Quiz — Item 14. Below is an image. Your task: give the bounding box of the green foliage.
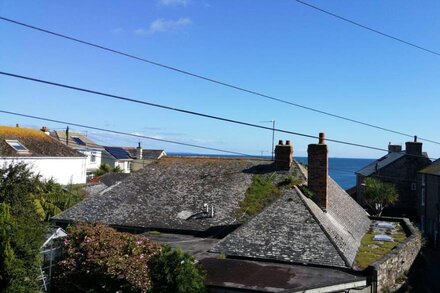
[95,163,122,176]
[299,185,314,199]
[364,178,399,216]
[113,165,123,173]
[54,223,162,292]
[237,175,281,221]
[0,163,46,292]
[30,180,84,221]
[149,245,206,293]
[277,175,302,189]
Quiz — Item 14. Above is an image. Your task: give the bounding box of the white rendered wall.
[0,157,87,185]
[78,150,102,171]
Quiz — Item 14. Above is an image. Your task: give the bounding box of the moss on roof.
[0,126,51,140]
[0,125,84,157]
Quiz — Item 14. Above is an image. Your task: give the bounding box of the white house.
[51,129,103,178]
[0,125,87,184]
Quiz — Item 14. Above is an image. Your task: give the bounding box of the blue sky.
[1,0,439,158]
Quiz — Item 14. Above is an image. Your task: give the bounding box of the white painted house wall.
[78,149,102,171]
[101,156,131,173]
[0,157,87,184]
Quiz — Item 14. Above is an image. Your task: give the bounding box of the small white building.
[0,125,87,184]
[51,129,103,179]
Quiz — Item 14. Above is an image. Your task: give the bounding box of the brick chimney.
[405,136,422,157]
[388,142,402,153]
[274,140,293,170]
[40,126,50,136]
[307,133,328,211]
[136,142,143,160]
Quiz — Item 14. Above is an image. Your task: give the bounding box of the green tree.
[149,245,206,293]
[0,163,47,292]
[364,177,398,216]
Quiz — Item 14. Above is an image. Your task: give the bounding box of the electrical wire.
[3,108,433,187]
[295,0,440,58]
[1,16,439,145]
[0,71,388,152]
[0,110,255,157]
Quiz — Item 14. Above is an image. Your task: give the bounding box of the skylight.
[5,140,29,153]
[72,137,86,146]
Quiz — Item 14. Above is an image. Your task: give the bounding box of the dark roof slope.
[211,189,347,267]
[301,178,370,267]
[53,157,292,232]
[52,130,104,150]
[104,146,132,160]
[212,175,370,268]
[0,126,84,158]
[356,152,405,176]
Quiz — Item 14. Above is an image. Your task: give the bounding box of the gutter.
[291,280,367,293]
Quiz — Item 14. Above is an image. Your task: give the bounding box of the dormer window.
[6,140,29,153]
[72,136,86,146]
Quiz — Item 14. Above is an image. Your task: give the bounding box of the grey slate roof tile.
[211,189,347,267]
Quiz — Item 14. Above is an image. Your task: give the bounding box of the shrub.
[149,245,206,293]
[53,223,161,292]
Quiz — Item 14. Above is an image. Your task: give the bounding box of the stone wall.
[368,217,421,293]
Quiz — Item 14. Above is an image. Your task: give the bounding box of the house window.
[421,215,425,233]
[90,152,96,163]
[5,140,29,153]
[411,182,417,191]
[421,187,425,206]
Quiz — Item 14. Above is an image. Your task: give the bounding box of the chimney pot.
[318,132,325,144]
[414,135,417,142]
[275,139,293,170]
[278,140,283,145]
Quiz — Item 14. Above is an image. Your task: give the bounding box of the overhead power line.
[0,71,388,152]
[295,0,440,57]
[0,110,253,157]
[1,16,438,145]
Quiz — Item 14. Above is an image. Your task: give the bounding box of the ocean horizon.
[168,153,374,190]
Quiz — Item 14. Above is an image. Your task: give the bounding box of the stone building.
[355,137,431,220]
[53,134,420,292]
[418,159,440,248]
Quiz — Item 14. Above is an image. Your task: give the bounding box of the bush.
[53,223,161,292]
[149,245,206,293]
[54,224,206,292]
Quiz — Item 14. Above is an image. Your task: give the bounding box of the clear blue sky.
[1,0,439,158]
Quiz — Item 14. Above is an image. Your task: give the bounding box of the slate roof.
[53,155,369,269]
[53,157,301,232]
[51,130,104,150]
[356,152,405,176]
[212,176,370,268]
[211,189,347,267]
[103,146,132,160]
[419,159,440,176]
[124,148,166,160]
[0,126,84,158]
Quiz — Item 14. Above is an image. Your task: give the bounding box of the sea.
[168,153,374,190]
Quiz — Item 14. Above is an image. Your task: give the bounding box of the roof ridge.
[294,185,351,268]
